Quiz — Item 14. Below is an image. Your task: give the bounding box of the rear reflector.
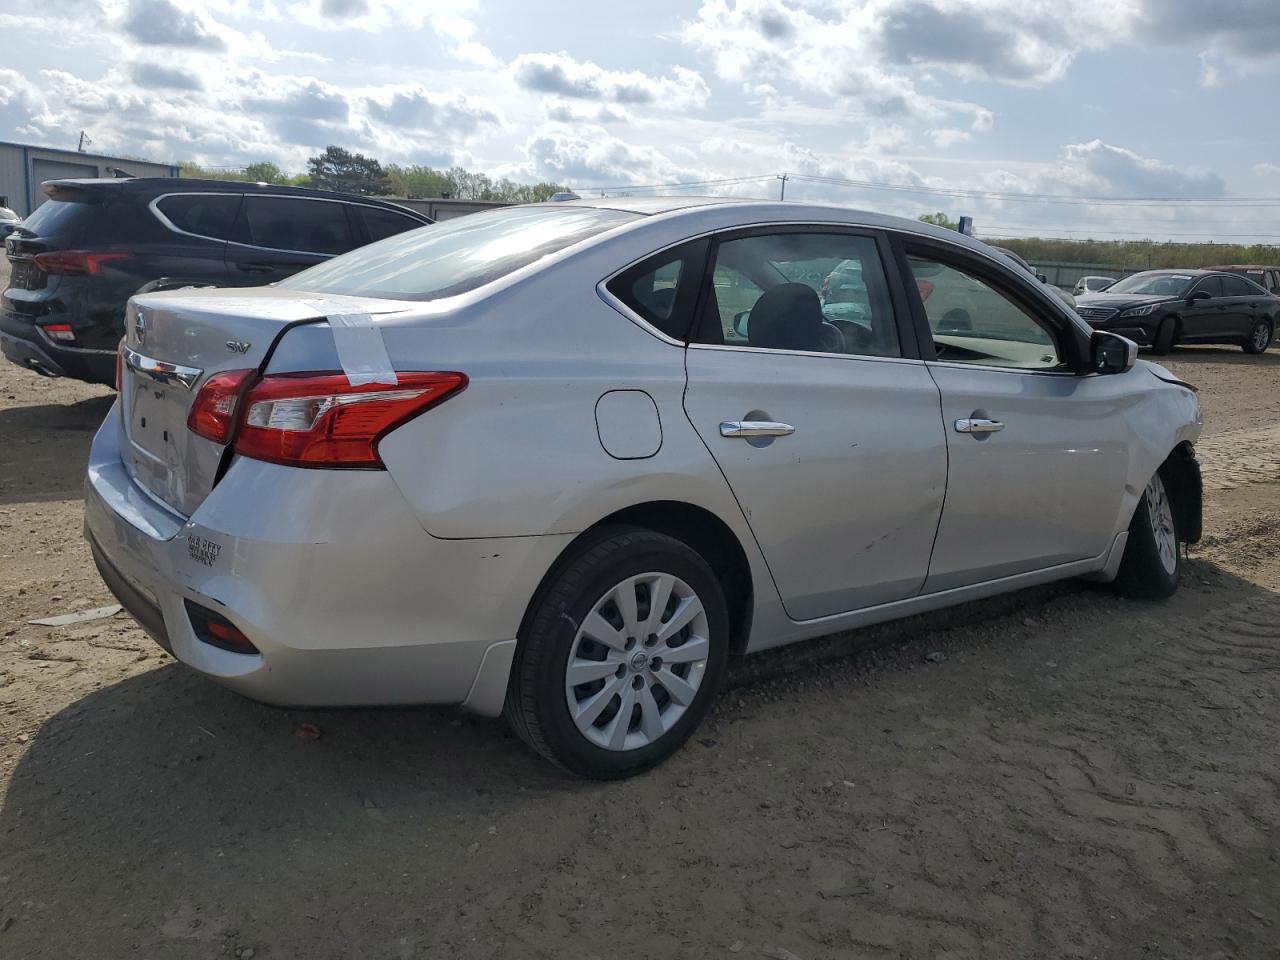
[185,600,259,655]
[187,369,256,444]
[233,371,467,468]
[39,322,75,343]
[32,251,130,276]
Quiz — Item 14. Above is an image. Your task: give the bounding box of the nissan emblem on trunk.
[134,309,147,345]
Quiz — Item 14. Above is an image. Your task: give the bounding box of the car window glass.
[361,206,425,243]
[693,232,901,359]
[156,194,240,241]
[606,243,699,339]
[1193,276,1224,298]
[241,197,355,255]
[907,256,1062,370]
[1221,275,1254,297]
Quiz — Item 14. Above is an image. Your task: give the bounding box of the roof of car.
[560,195,760,215]
[41,178,429,216]
[1207,264,1280,271]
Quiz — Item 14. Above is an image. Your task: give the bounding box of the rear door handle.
[720,420,796,438]
[954,418,1004,435]
[235,262,276,273]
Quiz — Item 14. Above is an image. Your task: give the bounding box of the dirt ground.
[2,297,1279,958]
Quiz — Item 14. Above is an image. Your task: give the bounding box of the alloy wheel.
[1253,321,1271,352]
[565,572,710,751]
[1145,473,1178,575]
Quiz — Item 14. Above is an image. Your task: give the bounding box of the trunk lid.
[120,287,405,517]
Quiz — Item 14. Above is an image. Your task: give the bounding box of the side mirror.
[1092,331,1137,375]
[1188,289,1212,302]
[733,310,750,337]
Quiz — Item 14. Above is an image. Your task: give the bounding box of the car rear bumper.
[84,405,572,714]
[0,324,117,384]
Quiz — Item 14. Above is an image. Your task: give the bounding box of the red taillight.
[185,600,259,655]
[233,372,467,468]
[187,369,256,444]
[32,251,130,276]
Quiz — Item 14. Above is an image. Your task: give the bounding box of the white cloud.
[511,53,710,110]
[931,128,973,147]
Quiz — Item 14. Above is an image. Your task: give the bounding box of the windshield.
[278,205,639,301]
[1105,273,1195,297]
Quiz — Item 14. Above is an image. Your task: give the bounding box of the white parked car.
[86,198,1204,778]
[1075,275,1118,296]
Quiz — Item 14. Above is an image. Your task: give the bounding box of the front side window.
[240,197,355,255]
[281,205,638,302]
[907,256,1062,370]
[692,232,901,359]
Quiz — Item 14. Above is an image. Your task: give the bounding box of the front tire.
[1243,318,1273,354]
[1113,470,1181,599]
[504,528,730,779]
[1150,316,1176,355]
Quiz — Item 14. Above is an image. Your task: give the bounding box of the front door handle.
[720,420,796,438]
[954,418,1004,435]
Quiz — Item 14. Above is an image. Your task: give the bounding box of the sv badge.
[225,340,251,354]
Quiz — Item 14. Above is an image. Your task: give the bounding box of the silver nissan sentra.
[85,197,1203,778]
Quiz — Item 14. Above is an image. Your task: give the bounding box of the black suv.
[1,178,431,386]
[1075,269,1279,355]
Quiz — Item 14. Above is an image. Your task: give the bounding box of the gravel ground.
[1,297,1278,959]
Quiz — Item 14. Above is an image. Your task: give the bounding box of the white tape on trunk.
[307,300,398,386]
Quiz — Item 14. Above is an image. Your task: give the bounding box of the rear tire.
[1113,470,1180,599]
[504,528,730,779]
[1243,318,1272,354]
[1150,316,1176,355]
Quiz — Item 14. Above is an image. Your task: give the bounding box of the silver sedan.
[85,198,1203,778]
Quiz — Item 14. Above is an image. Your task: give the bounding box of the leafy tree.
[918,212,958,230]
[993,237,1280,271]
[242,161,288,184]
[306,146,391,195]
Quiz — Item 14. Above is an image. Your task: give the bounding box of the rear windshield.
[17,199,94,241]
[278,205,639,301]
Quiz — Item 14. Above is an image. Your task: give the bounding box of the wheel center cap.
[630,651,649,672]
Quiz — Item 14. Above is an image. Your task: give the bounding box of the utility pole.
[77,130,92,153]
[778,173,788,201]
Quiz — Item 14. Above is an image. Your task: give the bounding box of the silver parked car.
[85,198,1204,778]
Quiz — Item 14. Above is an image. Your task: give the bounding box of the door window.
[907,256,1062,370]
[239,197,355,255]
[692,232,901,358]
[1190,275,1224,298]
[360,206,426,243]
[1221,275,1255,297]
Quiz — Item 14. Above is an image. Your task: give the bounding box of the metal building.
[0,140,180,217]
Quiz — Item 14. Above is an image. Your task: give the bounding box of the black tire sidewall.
[1151,316,1176,355]
[1244,319,1272,354]
[519,532,730,778]
[1116,477,1180,598]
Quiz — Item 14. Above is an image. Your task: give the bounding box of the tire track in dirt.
[1195,423,1280,490]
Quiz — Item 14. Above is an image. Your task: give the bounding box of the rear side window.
[155,193,241,241]
[606,241,703,339]
[280,205,638,302]
[240,197,355,255]
[1221,275,1257,296]
[1193,276,1225,298]
[360,206,426,243]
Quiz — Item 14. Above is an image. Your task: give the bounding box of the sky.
[2,0,1280,242]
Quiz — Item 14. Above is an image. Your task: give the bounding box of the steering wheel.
[822,318,875,353]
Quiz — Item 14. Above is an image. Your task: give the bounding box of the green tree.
[306,146,391,195]
[918,212,958,230]
[242,161,288,184]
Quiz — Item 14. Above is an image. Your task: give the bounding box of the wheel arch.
[1160,440,1202,545]
[518,500,755,656]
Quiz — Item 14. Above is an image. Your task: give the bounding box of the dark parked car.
[1207,264,1280,296]
[1,178,431,386]
[1075,269,1278,355]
